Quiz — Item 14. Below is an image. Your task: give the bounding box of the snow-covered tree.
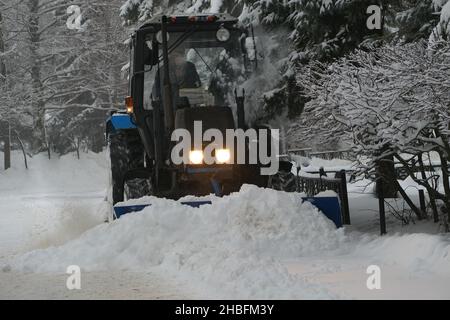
[0,0,34,162]
[0,10,6,83]
[120,0,242,23]
[1,0,128,155]
[118,1,407,125]
[45,0,128,155]
[293,41,450,226]
[429,0,450,43]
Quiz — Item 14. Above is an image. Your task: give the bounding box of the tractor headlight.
[189,150,204,164]
[216,27,230,42]
[215,149,231,164]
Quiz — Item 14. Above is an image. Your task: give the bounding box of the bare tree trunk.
[4,122,11,170]
[76,137,80,160]
[27,0,46,152]
[1,11,10,170]
[437,150,450,230]
[375,154,398,198]
[418,154,439,221]
[434,127,450,229]
[15,130,28,169]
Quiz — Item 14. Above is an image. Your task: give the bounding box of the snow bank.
[10,185,346,299]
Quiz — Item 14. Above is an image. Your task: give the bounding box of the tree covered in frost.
[120,0,243,23]
[45,1,129,155]
[429,0,450,43]
[293,42,450,227]
[119,1,382,113]
[118,0,450,137]
[394,0,450,43]
[0,0,128,156]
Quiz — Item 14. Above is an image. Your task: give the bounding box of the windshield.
[143,29,246,110]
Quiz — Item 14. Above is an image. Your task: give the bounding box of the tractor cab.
[129,13,253,129]
[138,14,249,111]
[107,13,277,208]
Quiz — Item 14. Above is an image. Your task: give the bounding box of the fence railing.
[288,148,352,160]
[308,149,352,160]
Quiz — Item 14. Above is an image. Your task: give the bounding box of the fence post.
[338,170,351,225]
[431,193,439,223]
[378,178,387,235]
[419,189,426,219]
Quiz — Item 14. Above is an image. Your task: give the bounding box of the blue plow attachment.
[302,197,342,228]
[113,200,212,219]
[113,196,343,228]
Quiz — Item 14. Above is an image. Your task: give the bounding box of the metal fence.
[288,148,352,160]
[296,170,351,225]
[308,149,352,160]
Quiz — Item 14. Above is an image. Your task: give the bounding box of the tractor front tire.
[108,130,150,205]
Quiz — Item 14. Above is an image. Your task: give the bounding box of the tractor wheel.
[108,130,150,205]
[268,171,297,192]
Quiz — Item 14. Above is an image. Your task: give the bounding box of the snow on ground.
[1,151,450,299]
[9,185,347,299]
[346,174,448,235]
[0,151,109,256]
[0,271,192,300]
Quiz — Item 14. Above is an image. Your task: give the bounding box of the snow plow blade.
[113,195,342,228]
[302,197,342,228]
[113,200,212,219]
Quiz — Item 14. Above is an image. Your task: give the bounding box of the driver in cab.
[152,48,202,110]
[171,49,201,89]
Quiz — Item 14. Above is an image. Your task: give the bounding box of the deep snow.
[1,150,450,299]
[0,151,109,255]
[9,185,346,299]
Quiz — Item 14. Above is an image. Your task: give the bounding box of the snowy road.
[1,151,450,299]
[0,271,195,300]
[0,152,200,299]
[286,257,450,299]
[0,193,105,256]
[0,271,196,300]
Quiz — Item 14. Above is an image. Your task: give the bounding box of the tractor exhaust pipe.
[161,15,174,133]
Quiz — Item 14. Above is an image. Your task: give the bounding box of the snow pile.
[10,185,346,299]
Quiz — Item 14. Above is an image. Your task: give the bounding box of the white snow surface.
[0,151,109,255]
[2,151,450,299]
[10,185,345,299]
[0,150,108,195]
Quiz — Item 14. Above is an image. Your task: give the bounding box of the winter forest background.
[1,0,449,154]
[0,0,448,155]
[1,0,450,225]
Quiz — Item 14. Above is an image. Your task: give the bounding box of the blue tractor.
[106,14,296,217]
